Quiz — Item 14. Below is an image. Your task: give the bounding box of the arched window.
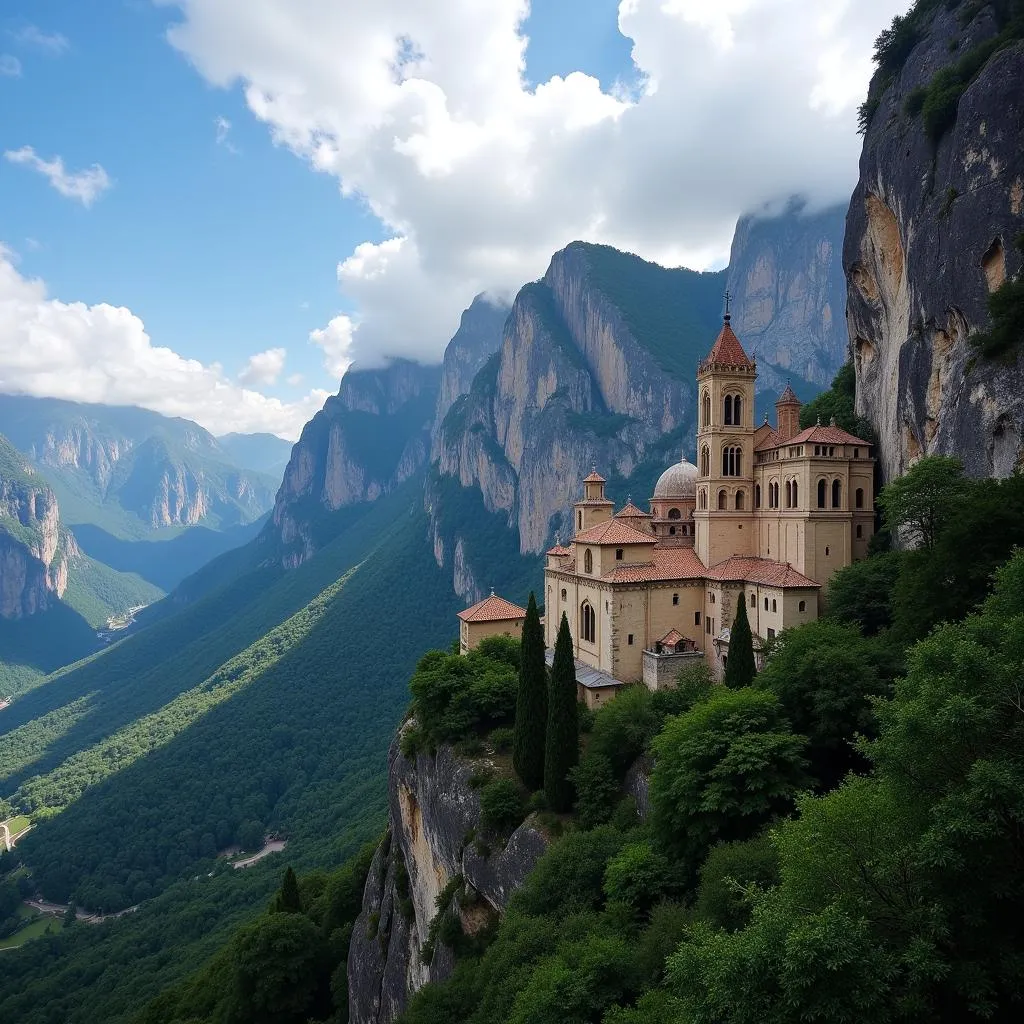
[755,484,761,508]
[700,445,710,476]
[561,589,567,601]
[669,526,676,536]
[817,479,826,508]
[682,524,689,536]
[699,489,707,510]
[577,510,583,530]
[764,597,769,610]
[584,548,593,574]
[855,487,865,509]
[792,480,799,508]
[734,395,743,425]
[856,525,863,538]
[832,479,842,508]
[799,600,806,612]
[749,593,756,607]
[722,446,743,477]
[735,490,745,510]
[581,602,596,643]
[702,390,711,428]
[718,489,728,510]
[668,508,681,520]
[772,599,777,612]
[724,394,733,425]
[825,545,830,557]
[785,480,792,508]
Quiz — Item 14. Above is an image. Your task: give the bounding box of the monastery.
[457,313,875,706]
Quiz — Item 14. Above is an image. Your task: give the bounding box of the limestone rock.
[347,734,548,1024]
[846,3,1024,482]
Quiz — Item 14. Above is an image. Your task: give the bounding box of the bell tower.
[573,468,614,535]
[693,299,757,566]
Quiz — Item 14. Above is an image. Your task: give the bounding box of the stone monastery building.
[542,313,875,704]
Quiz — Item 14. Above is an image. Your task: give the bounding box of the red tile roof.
[658,628,685,646]
[458,593,528,622]
[706,556,819,589]
[787,423,872,447]
[754,428,783,452]
[700,319,753,370]
[614,501,652,519]
[776,382,800,405]
[574,499,615,507]
[546,544,572,556]
[602,546,708,583]
[575,519,657,545]
[583,470,606,483]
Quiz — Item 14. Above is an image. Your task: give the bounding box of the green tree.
[877,454,967,549]
[273,866,302,914]
[650,687,808,870]
[62,902,78,929]
[692,832,779,932]
[826,550,905,636]
[569,753,618,829]
[603,841,671,916]
[513,592,547,790]
[544,614,579,813]
[723,594,756,689]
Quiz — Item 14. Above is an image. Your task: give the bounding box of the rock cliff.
[272,360,440,566]
[727,201,849,390]
[846,0,1024,482]
[0,434,73,619]
[348,734,548,1024]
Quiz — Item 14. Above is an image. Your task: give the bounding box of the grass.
[0,912,60,950]
[3,814,30,835]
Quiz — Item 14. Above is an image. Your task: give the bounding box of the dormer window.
[615,548,623,561]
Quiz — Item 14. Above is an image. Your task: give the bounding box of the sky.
[0,0,909,440]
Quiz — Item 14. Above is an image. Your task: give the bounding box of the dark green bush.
[479,778,526,836]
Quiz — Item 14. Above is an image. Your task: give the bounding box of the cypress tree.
[274,866,302,913]
[513,591,547,790]
[723,593,757,689]
[544,613,580,812]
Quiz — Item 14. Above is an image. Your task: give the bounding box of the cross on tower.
[723,290,732,320]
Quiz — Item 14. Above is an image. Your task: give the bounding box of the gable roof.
[706,556,819,589]
[583,470,606,483]
[786,423,872,447]
[575,519,657,546]
[776,382,800,405]
[699,318,754,371]
[602,546,707,583]
[614,501,652,520]
[458,593,528,622]
[546,544,572,557]
[658,628,685,646]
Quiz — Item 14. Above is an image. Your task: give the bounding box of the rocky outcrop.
[432,295,509,453]
[348,734,548,1024]
[727,201,849,390]
[0,436,73,618]
[846,2,1024,482]
[272,360,440,566]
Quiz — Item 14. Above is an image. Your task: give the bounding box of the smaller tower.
[775,381,801,441]
[573,468,614,536]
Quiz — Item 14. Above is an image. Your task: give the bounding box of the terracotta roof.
[583,470,606,483]
[458,593,528,622]
[754,428,783,452]
[776,382,800,405]
[575,519,657,545]
[787,423,872,447]
[658,628,685,646]
[603,546,707,583]
[546,544,572,557]
[700,318,753,370]
[614,501,652,519]
[706,556,819,589]
[574,498,615,507]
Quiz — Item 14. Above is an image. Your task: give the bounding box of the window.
[718,489,727,510]
[682,524,689,536]
[577,510,583,530]
[669,526,676,536]
[764,597,769,610]
[855,487,864,509]
[734,395,743,424]
[584,548,593,573]
[832,479,842,508]
[706,617,712,634]
[825,545,830,557]
[817,479,826,508]
[615,548,623,561]
[785,480,792,508]
[581,602,596,643]
[792,481,799,507]
[755,484,761,508]
[772,599,777,612]
[695,611,701,626]
[735,490,745,510]
[701,445,710,476]
[627,634,634,645]
[699,488,707,510]
[724,394,733,425]
[702,390,711,428]
[722,446,742,477]
[767,627,776,641]
[668,507,681,520]
[799,600,806,612]
[710,593,716,604]
[672,593,679,606]
[854,447,860,458]
[561,589,567,601]
[750,593,756,607]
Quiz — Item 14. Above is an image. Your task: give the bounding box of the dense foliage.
[513,592,547,791]
[721,593,755,689]
[970,253,1024,359]
[544,615,579,812]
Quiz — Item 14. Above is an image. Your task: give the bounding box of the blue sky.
[1,1,635,409]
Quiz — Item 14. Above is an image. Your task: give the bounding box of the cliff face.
[348,735,548,1024]
[727,202,849,390]
[0,436,73,619]
[432,295,509,454]
[846,2,1024,482]
[272,360,440,566]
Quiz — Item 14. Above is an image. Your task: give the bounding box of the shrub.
[570,753,619,829]
[488,727,514,754]
[693,832,780,932]
[479,779,526,837]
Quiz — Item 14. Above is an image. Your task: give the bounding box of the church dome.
[653,458,699,499]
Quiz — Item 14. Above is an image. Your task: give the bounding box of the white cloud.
[0,247,328,440]
[214,114,239,152]
[5,146,112,206]
[0,54,21,76]
[309,316,355,380]
[161,0,907,369]
[238,346,286,385]
[13,26,70,55]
